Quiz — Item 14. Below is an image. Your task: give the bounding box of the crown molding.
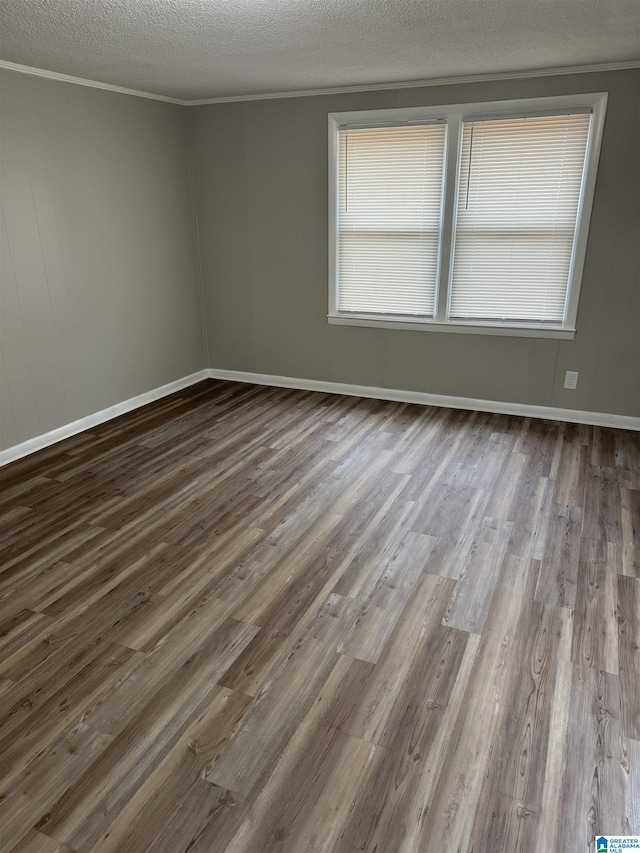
[1,57,639,107]
[0,59,186,104]
[185,59,640,105]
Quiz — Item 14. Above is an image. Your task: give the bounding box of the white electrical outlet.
[564,371,579,390]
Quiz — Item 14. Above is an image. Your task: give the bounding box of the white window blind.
[337,123,446,316]
[450,112,592,324]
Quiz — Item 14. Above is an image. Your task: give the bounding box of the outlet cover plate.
[564,371,579,390]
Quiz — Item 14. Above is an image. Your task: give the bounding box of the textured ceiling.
[1,0,639,101]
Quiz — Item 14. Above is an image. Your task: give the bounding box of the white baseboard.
[2,365,637,468]
[208,368,640,431]
[0,370,210,468]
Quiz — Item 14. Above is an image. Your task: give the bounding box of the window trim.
[328,92,608,339]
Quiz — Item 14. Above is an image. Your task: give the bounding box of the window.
[338,123,446,316]
[328,94,607,338]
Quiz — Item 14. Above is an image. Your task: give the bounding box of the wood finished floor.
[0,379,639,853]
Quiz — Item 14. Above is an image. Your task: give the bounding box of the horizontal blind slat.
[338,123,445,316]
[450,113,591,323]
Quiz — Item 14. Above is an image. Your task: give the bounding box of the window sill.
[327,313,576,340]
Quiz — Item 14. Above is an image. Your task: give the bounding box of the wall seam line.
[185,106,211,368]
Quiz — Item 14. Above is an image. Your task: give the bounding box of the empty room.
[0,0,639,850]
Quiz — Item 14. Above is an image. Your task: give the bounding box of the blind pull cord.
[345,134,349,212]
[465,126,474,210]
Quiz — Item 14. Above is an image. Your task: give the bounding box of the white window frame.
[328,92,607,339]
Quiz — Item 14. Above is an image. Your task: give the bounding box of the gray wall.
[1,67,638,455]
[190,69,640,418]
[0,70,205,450]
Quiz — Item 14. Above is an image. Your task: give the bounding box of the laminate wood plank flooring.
[0,379,638,852]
